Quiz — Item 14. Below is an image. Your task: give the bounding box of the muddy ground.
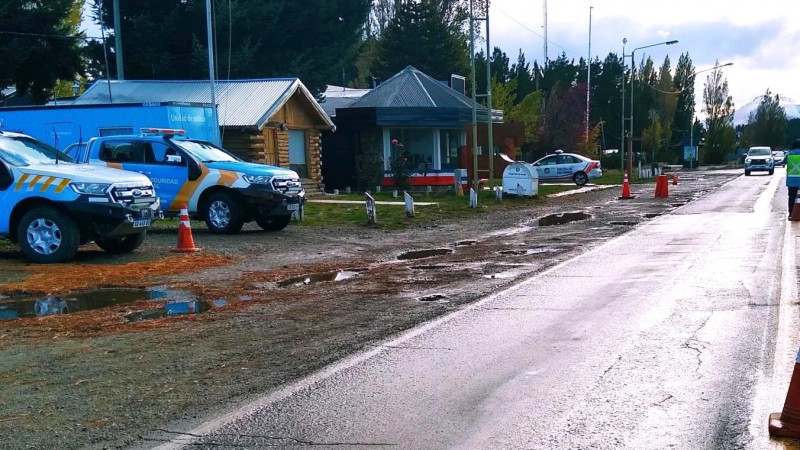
[0,170,740,450]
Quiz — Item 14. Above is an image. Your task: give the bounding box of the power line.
[0,30,85,40]
[493,6,580,58]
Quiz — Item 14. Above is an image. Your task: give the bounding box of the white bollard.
[365,193,377,225]
[404,191,414,217]
[469,188,478,208]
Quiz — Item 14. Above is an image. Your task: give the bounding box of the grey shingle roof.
[75,79,334,129]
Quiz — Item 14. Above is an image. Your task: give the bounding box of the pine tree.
[88,0,370,95]
[0,0,83,103]
[672,53,696,146]
[747,89,788,148]
[373,0,469,81]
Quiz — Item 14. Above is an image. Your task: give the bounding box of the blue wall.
[0,103,215,150]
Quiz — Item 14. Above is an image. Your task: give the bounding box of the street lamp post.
[628,40,678,166]
[689,62,733,168]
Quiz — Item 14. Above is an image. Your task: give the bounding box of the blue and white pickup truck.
[0,131,160,263]
[72,128,305,234]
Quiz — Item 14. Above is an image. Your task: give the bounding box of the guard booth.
[502,161,538,197]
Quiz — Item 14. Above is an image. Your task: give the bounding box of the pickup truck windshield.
[171,140,239,163]
[0,135,76,166]
[749,148,771,156]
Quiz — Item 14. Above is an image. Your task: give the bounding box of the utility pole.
[586,6,592,142]
[469,0,479,191]
[113,0,123,80]
[484,0,493,186]
[206,0,221,146]
[620,38,626,180]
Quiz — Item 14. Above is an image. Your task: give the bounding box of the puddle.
[499,247,559,256]
[643,213,663,218]
[670,203,687,207]
[277,269,364,287]
[610,221,638,226]
[0,287,189,320]
[417,293,446,302]
[455,240,477,246]
[410,264,450,270]
[397,248,453,260]
[538,211,592,226]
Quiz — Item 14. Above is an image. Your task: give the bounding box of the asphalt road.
[154,171,800,450]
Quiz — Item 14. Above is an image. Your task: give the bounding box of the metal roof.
[75,79,334,129]
[347,66,487,113]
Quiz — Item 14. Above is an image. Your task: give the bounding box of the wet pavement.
[150,170,800,449]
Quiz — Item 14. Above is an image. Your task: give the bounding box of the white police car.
[531,150,602,185]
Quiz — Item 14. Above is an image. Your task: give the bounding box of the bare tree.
[702,61,735,163]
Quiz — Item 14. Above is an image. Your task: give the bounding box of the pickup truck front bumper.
[66,197,162,239]
[240,185,305,217]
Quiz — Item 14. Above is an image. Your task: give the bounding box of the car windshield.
[171,140,239,163]
[749,148,771,156]
[0,135,76,166]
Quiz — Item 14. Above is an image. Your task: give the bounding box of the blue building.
[0,102,214,150]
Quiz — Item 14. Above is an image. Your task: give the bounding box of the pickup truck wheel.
[205,192,245,234]
[95,231,146,254]
[17,207,80,263]
[573,171,589,186]
[745,170,751,176]
[255,215,292,232]
[769,169,775,175]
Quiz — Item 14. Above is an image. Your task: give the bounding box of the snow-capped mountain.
[733,95,800,126]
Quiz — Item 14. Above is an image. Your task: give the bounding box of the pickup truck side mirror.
[165,154,182,164]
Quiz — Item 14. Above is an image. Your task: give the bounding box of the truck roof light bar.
[140,128,186,137]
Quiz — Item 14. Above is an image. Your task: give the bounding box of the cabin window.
[387,128,435,172]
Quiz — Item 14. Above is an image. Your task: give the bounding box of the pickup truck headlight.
[70,182,111,196]
[243,175,272,185]
[745,158,752,164]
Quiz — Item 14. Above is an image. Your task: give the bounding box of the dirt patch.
[0,171,739,449]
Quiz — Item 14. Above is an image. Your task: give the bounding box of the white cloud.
[489,0,800,113]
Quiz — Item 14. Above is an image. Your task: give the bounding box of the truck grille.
[110,182,157,206]
[271,177,304,196]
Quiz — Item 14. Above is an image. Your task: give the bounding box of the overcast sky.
[489,0,800,112]
[82,0,799,112]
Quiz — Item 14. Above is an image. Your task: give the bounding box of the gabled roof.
[76,79,334,130]
[347,66,487,114]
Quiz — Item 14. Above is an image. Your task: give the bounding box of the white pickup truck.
[0,131,161,263]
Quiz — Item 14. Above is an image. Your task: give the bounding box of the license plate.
[133,219,151,228]
[287,203,300,211]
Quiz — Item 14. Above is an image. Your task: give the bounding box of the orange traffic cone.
[171,205,202,253]
[769,348,800,437]
[790,191,800,221]
[619,172,633,199]
[672,172,679,185]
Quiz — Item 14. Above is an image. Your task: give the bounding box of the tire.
[255,215,292,232]
[17,207,80,263]
[573,171,589,186]
[204,192,245,234]
[745,170,751,176]
[769,169,774,175]
[95,231,146,254]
